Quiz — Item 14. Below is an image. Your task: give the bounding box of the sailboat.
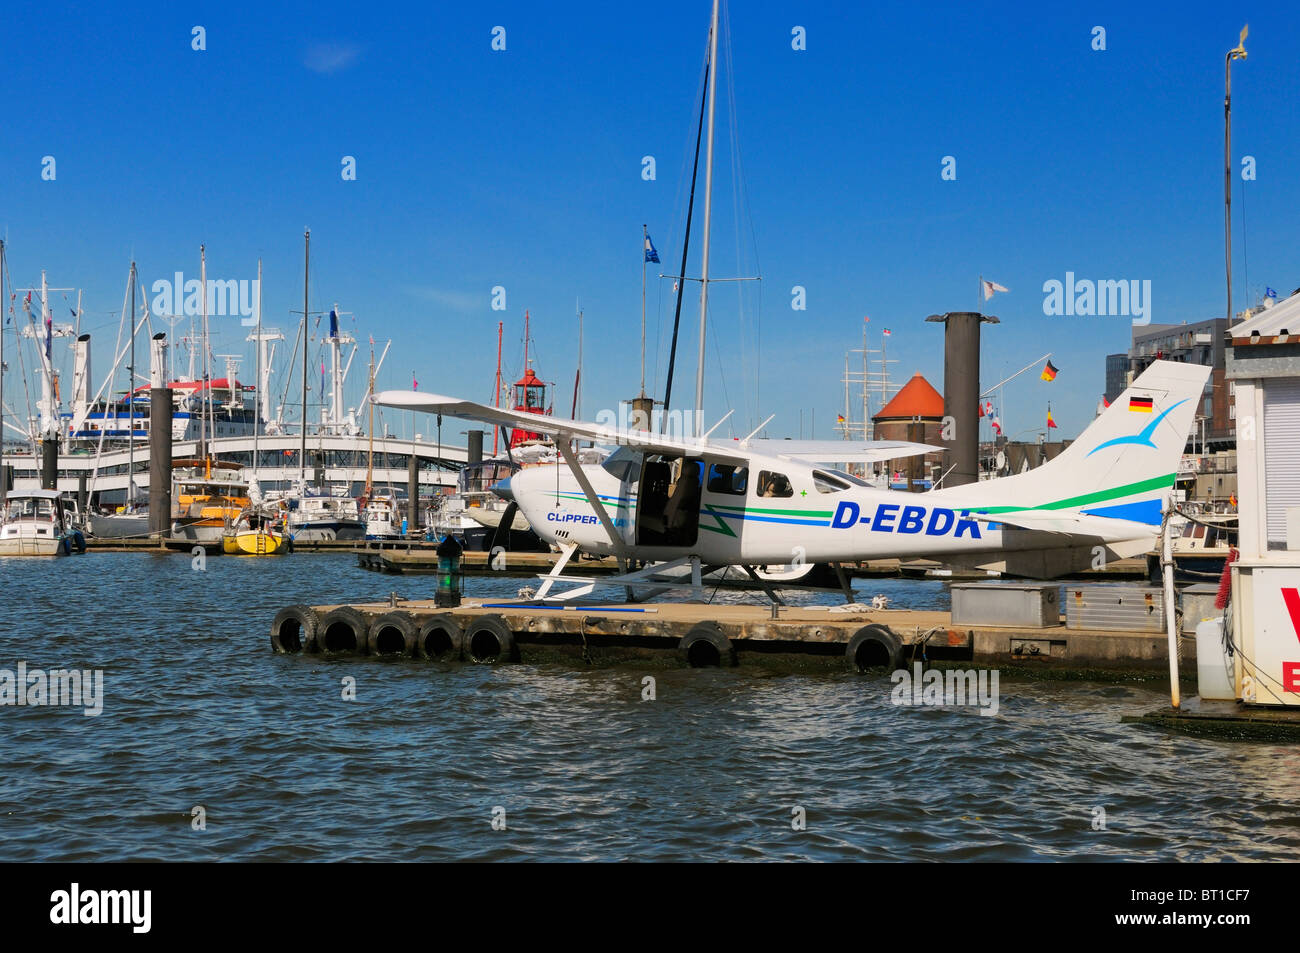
[172,246,251,542]
[358,337,402,539]
[0,241,84,556]
[88,261,150,539]
[221,502,288,555]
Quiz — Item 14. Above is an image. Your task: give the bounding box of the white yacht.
[0,490,84,556]
[362,487,404,539]
[285,484,365,541]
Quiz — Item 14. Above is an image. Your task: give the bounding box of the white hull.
[88,512,150,539]
[0,536,67,556]
[290,520,365,542]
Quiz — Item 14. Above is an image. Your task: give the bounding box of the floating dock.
[1124,697,1300,742]
[270,597,1194,673]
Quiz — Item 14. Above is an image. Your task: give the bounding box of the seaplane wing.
[371,391,751,464]
[742,438,942,465]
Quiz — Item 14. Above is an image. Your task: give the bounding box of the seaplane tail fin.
[937,359,1209,526]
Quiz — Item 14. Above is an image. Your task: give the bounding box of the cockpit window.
[756,471,793,498]
[706,463,748,495]
[601,445,643,483]
[812,469,855,493]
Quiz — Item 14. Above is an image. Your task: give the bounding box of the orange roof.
[873,373,944,420]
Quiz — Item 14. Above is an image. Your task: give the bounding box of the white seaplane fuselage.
[376,360,1210,579]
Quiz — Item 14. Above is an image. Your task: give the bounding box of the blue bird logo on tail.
[1086,398,1188,456]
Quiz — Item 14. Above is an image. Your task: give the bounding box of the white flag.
[982,279,1009,301]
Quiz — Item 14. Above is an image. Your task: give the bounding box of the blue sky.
[2,0,1297,443]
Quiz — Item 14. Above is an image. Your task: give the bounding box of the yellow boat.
[221,506,289,556]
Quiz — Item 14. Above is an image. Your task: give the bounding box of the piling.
[40,437,59,490]
[149,386,173,539]
[407,451,419,531]
[927,311,998,487]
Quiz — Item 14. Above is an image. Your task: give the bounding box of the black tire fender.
[318,606,369,655]
[271,604,321,654]
[416,614,464,661]
[464,614,517,663]
[846,624,903,673]
[678,621,735,668]
[366,612,419,657]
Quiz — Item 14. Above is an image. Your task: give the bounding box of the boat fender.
[846,624,903,673]
[464,615,517,664]
[318,606,370,655]
[416,614,464,661]
[271,604,321,654]
[678,622,735,668]
[366,612,419,657]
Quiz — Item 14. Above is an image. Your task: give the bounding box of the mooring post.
[1161,505,1180,709]
[149,383,173,542]
[408,451,419,537]
[40,435,59,490]
[925,311,998,488]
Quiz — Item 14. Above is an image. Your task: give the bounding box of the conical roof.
[873,372,943,421]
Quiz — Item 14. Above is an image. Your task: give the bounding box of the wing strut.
[557,439,628,559]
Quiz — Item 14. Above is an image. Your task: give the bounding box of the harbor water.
[1,552,1296,861]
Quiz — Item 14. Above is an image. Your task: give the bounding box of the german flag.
[1040,360,1058,382]
[1129,396,1154,413]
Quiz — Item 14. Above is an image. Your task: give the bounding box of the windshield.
[601,445,642,483]
[812,469,867,493]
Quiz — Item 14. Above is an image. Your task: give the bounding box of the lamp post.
[1224,25,1248,321]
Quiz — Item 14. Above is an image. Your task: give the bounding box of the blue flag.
[1266,287,1278,299]
[329,308,339,338]
[644,234,660,264]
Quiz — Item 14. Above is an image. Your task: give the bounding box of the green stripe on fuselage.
[971,473,1175,515]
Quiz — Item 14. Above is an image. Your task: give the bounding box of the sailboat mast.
[253,259,262,490]
[493,321,502,456]
[365,342,375,495]
[199,246,208,466]
[575,305,583,419]
[128,261,136,505]
[640,225,647,397]
[300,228,309,481]
[693,0,720,438]
[0,241,5,510]
[861,322,868,430]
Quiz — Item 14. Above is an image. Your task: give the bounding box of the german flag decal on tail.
[1129,396,1154,413]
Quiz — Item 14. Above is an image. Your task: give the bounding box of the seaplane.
[374,360,1210,603]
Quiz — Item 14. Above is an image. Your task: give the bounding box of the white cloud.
[304,42,362,74]
[404,286,485,315]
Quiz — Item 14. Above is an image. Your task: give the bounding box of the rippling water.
[1,552,1296,861]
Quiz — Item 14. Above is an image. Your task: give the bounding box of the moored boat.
[221,504,288,555]
[172,459,251,542]
[0,490,84,556]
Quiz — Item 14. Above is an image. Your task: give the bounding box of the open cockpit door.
[636,455,702,548]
